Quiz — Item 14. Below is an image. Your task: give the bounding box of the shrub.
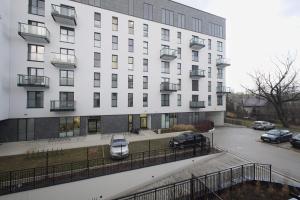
[160,124,196,134]
[194,120,214,132]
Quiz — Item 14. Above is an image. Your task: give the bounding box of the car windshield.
[111,139,127,147]
[294,134,300,139]
[267,130,280,136]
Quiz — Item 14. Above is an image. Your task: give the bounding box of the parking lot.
[204,125,300,183]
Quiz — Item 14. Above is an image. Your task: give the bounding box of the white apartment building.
[0,0,230,142]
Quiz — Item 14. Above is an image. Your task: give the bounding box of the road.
[207,126,300,183]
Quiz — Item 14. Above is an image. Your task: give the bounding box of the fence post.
[190,174,195,200]
[230,168,233,187]
[154,188,157,200]
[9,171,12,193]
[70,163,73,181]
[218,171,221,190]
[130,154,133,169]
[269,165,272,183]
[52,165,55,185]
[175,148,177,161]
[242,165,244,183]
[33,168,36,188]
[173,183,176,200]
[204,175,207,198]
[253,163,256,181]
[164,149,167,162]
[142,152,145,167]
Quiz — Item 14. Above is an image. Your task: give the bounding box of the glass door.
[140,114,147,129]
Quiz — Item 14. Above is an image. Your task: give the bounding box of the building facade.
[0,0,230,142]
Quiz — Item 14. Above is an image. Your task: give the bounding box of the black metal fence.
[0,140,212,196]
[115,163,272,200]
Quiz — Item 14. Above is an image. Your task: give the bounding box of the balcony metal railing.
[18,23,50,43]
[190,69,205,78]
[59,78,74,86]
[17,75,49,88]
[216,86,232,94]
[216,58,231,67]
[51,4,77,26]
[51,53,77,68]
[160,48,177,61]
[160,82,178,92]
[50,100,75,111]
[190,37,205,49]
[190,101,205,108]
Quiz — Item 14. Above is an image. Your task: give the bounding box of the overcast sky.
[175,0,300,92]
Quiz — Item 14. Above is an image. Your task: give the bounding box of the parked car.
[290,134,300,148]
[110,135,129,159]
[253,121,275,130]
[261,129,293,143]
[169,132,207,149]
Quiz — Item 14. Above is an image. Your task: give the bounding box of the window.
[177,94,181,106]
[162,9,174,25]
[161,28,170,41]
[59,117,80,137]
[27,91,43,108]
[208,81,211,92]
[143,3,153,20]
[192,95,199,102]
[94,32,101,47]
[217,41,223,52]
[192,18,201,32]
[143,93,148,107]
[17,119,35,141]
[161,61,170,74]
[143,41,148,55]
[208,95,212,106]
[161,94,170,107]
[143,59,148,72]
[217,68,224,79]
[192,50,199,62]
[128,57,134,70]
[128,75,133,89]
[208,39,212,50]
[60,70,74,86]
[128,20,134,34]
[143,24,148,37]
[88,117,101,133]
[177,13,185,28]
[59,92,74,104]
[94,72,100,87]
[217,95,223,106]
[192,80,199,91]
[94,12,101,27]
[177,32,181,44]
[112,93,118,107]
[161,113,177,128]
[128,93,133,107]
[143,76,148,89]
[178,79,181,91]
[112,17,118,31]
[28,0,45,16]
[112,36,118,50]
[112,74,118,88]
[94,92,100,107]
[177,63,181,75]
[208,67,212,78]
[128,39,134,52]
[60,26,74,43]
[94,52,101,68]
[112,55,118,69]
[28,20,44,27]
[208,23,224,38]
[177,48,181,59]
[27,67,43,77]
[208,53,212,64]
[217,55,223,60]
[28,44,44,61]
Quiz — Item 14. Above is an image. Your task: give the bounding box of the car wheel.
[275,139,280,144]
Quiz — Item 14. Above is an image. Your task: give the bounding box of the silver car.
[252,121,275,130]
[110,135,129,159]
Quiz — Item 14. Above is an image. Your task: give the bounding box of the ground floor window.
[161,113,177,129]
[128,115,133,132]
[189,112,202,124]
[140,114,147,129]
[59,116,80,137]
[217,95,223,106]
[17,118,35,141]
[88,116,101,134]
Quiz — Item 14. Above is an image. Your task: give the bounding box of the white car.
[110,135,129,159]
[252,121,275,130]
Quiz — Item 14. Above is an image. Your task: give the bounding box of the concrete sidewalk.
[0,130,186,157]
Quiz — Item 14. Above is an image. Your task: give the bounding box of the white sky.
[175,0,300,92]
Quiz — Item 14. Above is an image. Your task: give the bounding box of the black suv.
[169,132,207,148]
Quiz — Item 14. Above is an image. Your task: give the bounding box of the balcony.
[160,48,177,61]
[160,82,177,92]
[17,75,49,88]
[190,69,205,79]
[51,53,77,69]
[190,101,205,108]
[18,23,50,43]
[216,58,231,67]
[190,37,205,50]
[216,86,232,94]
[50,100,75,112]
[51,4,77,26]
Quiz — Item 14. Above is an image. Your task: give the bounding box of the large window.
[143,93,148,107]
[208,53,212,64]
[208,23,224,38]
[178,79,181,91]
[27,91,43,108]
[128,75,133,89]
[94,12,101,27]
[192,80,199,91]
[112,74,118,88]
[143,41,148,55]
[128,20,134,34]
[59,117,80,137]
[208,81,212,92]
[112,55,118,69]
[143,76,148,89]
[60,70,74,86]
[177,63,182,75]
[17,119,35,141]
[128,57,134,70]
[128,93,133,107]
[217,41,223,52]
[94,92,100,107]
[161,94,170,107]
[128,39,134,52]
[162,9,174,25]
[112,93,118,107]
[192,18,202,32]
[217,95,223,106]
[161,113,177,129]
[60,26,74,43]
[208,95,212,106]
[161,61,170,74]
[112,17,118,31]
[112,36,118,50]
[88,117,101,133]
[208,67,212,78]
[161,28,170,41]
[177,13,185,28]
[143,3,153,20]
[28,44,44,62]
[177,32,181,44]
[208,39,212,50]
[28,67,43,77]
[177,48,181,59]
[28,0,45,16]
[94,52,101,68]
[217,68,224,79]
[192,50,199,62]
[143,59,148,72]
[143,24,148,37]
[94,72,100,87]
[177,94,181,106]
[94,32,101,48]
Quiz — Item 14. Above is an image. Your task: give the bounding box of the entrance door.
[88,117,101,134]
[140,114,147,129]
[128,115,133,132]
[18,119,35,141]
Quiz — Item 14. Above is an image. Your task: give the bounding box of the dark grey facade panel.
[80,116,88,136]
[101,115,128,133]
[151,113,161,129]
[0,119,18,142]
[35,117,59,139]
[70,0,226,39]
[177,112,190,124]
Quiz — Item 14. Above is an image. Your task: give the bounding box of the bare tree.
[244,55,300,127]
